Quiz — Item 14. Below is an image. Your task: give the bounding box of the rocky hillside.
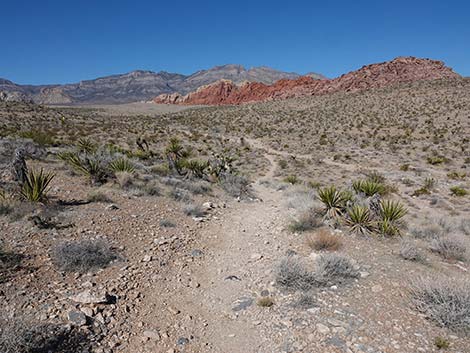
[0,65,306,105]
[154,57,460,105]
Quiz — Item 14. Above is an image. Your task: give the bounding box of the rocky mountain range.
[154,57,461,105]
[0,65,312,105]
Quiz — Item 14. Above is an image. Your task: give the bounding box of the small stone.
[70,290,108,304]
[143,330,160,340]
[316,323,330,335]
[68,311,87,326]
[250,253,262,261]
[177,337,189,345]
[106,204,119,210]
[143,255,152,262]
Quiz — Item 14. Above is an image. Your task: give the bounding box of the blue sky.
[1,0,469,84]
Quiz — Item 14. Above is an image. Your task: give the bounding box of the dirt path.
[175,147,288,352]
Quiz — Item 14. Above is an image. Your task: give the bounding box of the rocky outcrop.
[154,57,460,105]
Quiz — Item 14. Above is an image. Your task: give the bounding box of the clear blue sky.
[1,0,469,84]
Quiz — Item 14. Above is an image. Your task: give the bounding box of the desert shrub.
[460,218,470,236]
[288,210,322,233]
[314,253,359,284]
[275,256,317,291]
[411,224,445,239]
[257,297,274,307]
[0,202,13,216]
[411,276,470,332]
[50,239,118,273]
[284,175,299,185]
[0,320,91,353]
[167,187,192,202]
[278,159,288,169]
[412,177,436,196]
[450,186,468,197]
[20,169,54,202]
[115,171,134,189]
[183,180,212,195]
[399,239,424,262]
[140,181,161,196]
[346,205,374,235]
[427,155,447,165]
[430,236,467,261]
[434,337,450,349]
[183,204,205,217]
[109,157,135,174]
[285,188,316,212]
[159,219,176,228]
[306,229,342,251]
[151,164,170,176]
[220,173,250,198]
[294,293,317,309]
[86,190,113,203]
[318,186,347,218]
[276,254,358,291]
[18,130,56,146]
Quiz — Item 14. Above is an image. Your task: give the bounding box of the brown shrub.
[306,229,342,251]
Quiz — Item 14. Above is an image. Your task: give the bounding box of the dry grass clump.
[430,235,467,261]
[399,239,424,262]
[411,276,470,332]
[314,253,359,283]
[0,319,91,353]
[275,253,358,291]
[115,171,134,189]
[86,190,113,203]
[50,239,118,273]
[183,203,205,217]
[159,219,176,228]
[306,229,342,251]
[289,210,323,233]
[257,296,275,307]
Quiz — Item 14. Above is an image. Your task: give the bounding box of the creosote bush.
[50,239,118,273]
[411,276,470,332]
[430,236,467,261]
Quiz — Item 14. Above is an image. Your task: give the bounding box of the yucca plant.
[318,186,346,218]
[346,205,374,235]
[379,200,407,223]
[20,168,55,202]
[109,157,135,174]
[353,180,385,197]
[184,159,208,179]
[76,138,97,154]
[378,218,400,237]
[58,151,106,184]
[378,200,407,236]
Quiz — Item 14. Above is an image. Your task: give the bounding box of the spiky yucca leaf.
[76,138,97,154]
[353,180,385,197]
[20,168,55,202]
[109,158,135,174]
[318,186,346,218]
[346,205,374,235]
[379,200,407,223]
[184,159,208,179]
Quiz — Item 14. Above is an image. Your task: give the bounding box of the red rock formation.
[154,57,460,105]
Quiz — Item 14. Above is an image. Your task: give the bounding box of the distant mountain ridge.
[154,57,460,105]
[0,65,315,105]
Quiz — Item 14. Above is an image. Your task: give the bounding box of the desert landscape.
[0,55,470,353]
